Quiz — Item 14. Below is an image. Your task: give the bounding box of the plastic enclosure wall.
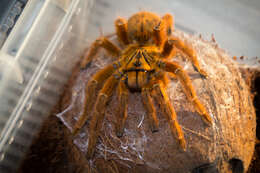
[0,0,28,47]
[0,0,93,172]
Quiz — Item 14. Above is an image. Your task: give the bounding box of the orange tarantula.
[73,11,213,158]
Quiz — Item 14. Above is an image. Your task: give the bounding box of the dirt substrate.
[19,31,258,173]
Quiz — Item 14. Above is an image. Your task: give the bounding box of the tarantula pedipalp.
[73,11,213,158]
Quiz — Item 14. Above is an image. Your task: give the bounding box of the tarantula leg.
[169,36,208,78]
[153,22,166,48]
[72,64,115,135]
[87,75,119,158]
[152,81,186,150]
[161,61,213,125]
[161,39,175,58]
[161,72,172,85]
[162,13,174,36]
[115,17,129,45]
[81,37,121,68]
[153,13,174,48]
[141,87,159,133]
[115,80,129,137]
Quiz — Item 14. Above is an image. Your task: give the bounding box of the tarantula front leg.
[115,80,129,137]
[72,64,115,135]
[159,60,213,125]
[167,36,208,78]
[152,80,186,150]
[81,37,122,68]
[87,75,119,158]
[153,13,174,48]
[115,17,129,45]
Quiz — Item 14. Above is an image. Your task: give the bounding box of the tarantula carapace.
[73,11,213,158]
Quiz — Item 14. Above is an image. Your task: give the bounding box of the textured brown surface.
[19,31,257,173]
[247,70,260,173]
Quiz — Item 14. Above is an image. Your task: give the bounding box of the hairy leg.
[152,81,186,150]
[162,13,174,36]
[72,65,115,135]
[115,80,129,137]
[81,37,122,68]
[160,60,212,125]
[166,36,208,78]
[161,39,176,59]
[163,68,177,85]
[87,75,119,158]
[153,13,174,48]
[141,86,159,132]
[115,17,129,45]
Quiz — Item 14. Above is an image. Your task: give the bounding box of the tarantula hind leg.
[152,81,186,150]
[87,75,119,159]
[115,80,129,137]
[72,64,115,135]
[153,13,174,48]
[81,37,121,69]
[162,60,213,125]
[169,36,208,78]
[115,17,129,45]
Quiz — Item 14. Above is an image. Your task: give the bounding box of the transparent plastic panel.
[0,0,93,172]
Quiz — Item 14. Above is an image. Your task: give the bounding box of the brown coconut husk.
[19,31,257,173]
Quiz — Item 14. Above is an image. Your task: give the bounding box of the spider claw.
[199,70,208,79]
[204,117,213,126]
[151,126,159,133]
[116,130,124,138]
[201,113,213,126]
[80,61,92,70]
[151,128,159,133]
[116,126,124,138]
[179,138,187,151]
[193,65,208,79]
